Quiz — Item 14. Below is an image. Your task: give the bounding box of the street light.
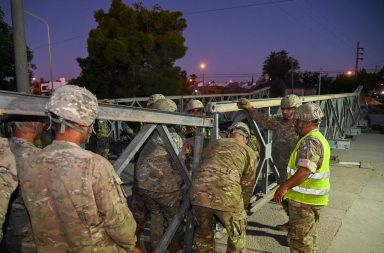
[200,63,206,85]
[346,70,353,76]
[24,10,54,92]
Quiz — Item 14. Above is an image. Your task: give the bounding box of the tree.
[357,68,384,92]
[299,71,333,94]
[72,0,188,99]
[269,79,286,98]
[262,50,299,82]
[0,6,35,91]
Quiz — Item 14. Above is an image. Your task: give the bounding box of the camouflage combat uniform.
[18,141,137,253]
[135,129,184,251]
[0,137,17,240]
[191,138,258,252]
[180,126,210,172]
[4,137,40,253]
[247,110,297,181]
[96,119,110,159]
[286,130,328,253]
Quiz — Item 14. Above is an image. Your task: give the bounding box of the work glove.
[237,98,253,110]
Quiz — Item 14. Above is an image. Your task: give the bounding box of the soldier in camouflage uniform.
[238,95,301,231]
[135,98,184,252]
[130,93,166,251]
[274,103,330,253]
[181,99,205,171]
[0,136,17,241]
[18,85,137,253]
[191,122,258,253]
[4,121,44,253]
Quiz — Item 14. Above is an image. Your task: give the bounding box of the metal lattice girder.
[207,91,359,113]
[112,87,271,105]
[0,90,213,128]
[113,124,156,175]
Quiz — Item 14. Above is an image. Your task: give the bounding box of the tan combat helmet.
[185,99,204,113]
[293,103,324,121]
[45,85,99,133]
[281,94,302,109]
[147,94,165,108]
[228,122,251,138]
[153,98,177,112]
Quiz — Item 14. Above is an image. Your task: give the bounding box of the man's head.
[185,99,204,116]
[10,121,44,143]
[45,85,99,143]
[147,94,165,108]
[281,94,302,121]
[227,122,250,144]
[153,98,177,112]
[293,103,324,136]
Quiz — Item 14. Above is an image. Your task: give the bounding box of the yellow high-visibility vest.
[284,130,330,205]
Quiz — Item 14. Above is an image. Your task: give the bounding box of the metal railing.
[0,86,365,252]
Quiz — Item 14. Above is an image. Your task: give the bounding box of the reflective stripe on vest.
[291,186,330,195]
[287,166,330,179]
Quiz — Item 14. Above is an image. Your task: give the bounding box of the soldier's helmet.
[293,103,324,121]
[281,94,302,109]
[45,85,99,126]
[228,122,251,138]
[147,94,165,108]
[185,99,204,112]
[153,98,177,112]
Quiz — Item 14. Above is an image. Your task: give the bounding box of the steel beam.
[0,90,213,127]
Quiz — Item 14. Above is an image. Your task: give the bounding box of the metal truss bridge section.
[0,86,365,252]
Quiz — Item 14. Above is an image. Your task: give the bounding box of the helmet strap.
[48,113,88,135]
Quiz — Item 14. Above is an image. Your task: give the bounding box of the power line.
[276,5,351,54]
[184,0,293,15]
[32,34,87,50]
[301,0,354,47]
[293,0,354,49]
[30,0,293,50]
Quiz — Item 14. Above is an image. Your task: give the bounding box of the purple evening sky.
[2,0,384,83]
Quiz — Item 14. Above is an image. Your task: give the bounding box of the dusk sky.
[2,0,384,83]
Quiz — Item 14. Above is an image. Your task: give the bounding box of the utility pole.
[10,0,30,92]
[355,41,364,75]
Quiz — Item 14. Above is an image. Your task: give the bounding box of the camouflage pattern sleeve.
[240,147,258,209]
[296,135,324,173]
[247,108,283,130]
[0,137,18,239]
[91,156,137,251]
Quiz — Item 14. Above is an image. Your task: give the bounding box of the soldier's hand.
[273,185,288,204]
[237,98,253,110]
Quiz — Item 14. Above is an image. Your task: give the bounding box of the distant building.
[40,78,68,94]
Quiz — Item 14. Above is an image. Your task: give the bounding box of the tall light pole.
[24,10,54,91]
[200,63,205,86]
